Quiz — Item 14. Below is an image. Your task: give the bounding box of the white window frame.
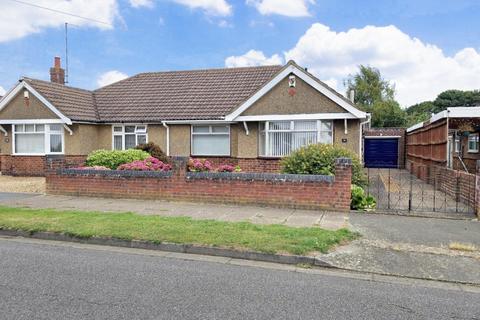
[259,120,333,157]
[468,133,479,153]
[111,124,148,150]
[12,123,65,156]
[191,124,231,156]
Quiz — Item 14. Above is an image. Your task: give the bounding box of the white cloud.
[0,86,6,97]
[173,0,232,16]
[284,23,480,106]
[246,0,314,17]
[225,50,283,68]
[0,0,118,43]
[97,70,128,87]
[129,0,154,8]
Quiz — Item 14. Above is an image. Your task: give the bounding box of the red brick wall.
[0,155,86,176]
[46,158,353,211]
[476,161,480,217]
[408,161,476,209]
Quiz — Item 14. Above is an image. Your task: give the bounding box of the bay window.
[113,125,148,150]
[259,120,333,157]
[468,133,479,153]
[191,124,230,156]
[13,123,64,155]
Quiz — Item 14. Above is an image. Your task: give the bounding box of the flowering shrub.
[86,149,150,170]
[117,157,172,171]
[136,142,169,163]
[217,164,242,172]
[187,158,213,172]
[73,166,111,170]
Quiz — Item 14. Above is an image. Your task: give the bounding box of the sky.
[0,0,479,107]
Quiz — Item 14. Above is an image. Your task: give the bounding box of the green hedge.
[280,144,367,187]
[85,149,150,170]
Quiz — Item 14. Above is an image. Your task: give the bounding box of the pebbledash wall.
[46,158,353,211]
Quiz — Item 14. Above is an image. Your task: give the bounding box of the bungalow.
[406,107,480,174]
[0,58,367,176]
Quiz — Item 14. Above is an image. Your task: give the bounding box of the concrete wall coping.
[185,171,334,183]
[58,169,174,178]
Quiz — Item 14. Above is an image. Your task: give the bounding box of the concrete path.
[323,213,480,284]
[0,193,348,230]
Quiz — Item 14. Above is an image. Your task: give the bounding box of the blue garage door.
[364,138,399,168]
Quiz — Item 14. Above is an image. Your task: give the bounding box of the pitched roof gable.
[9,62,365,123]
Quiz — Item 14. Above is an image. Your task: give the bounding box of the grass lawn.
[0,206,358,255]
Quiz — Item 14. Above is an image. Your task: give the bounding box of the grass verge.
[0,206,358,255]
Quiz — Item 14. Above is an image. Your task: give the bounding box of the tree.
[404,90,480,126]
[433,90,480,112]
[371,100,407,127]
[405,101,435,127]
[344,65,395,112]
[345,65,406,127]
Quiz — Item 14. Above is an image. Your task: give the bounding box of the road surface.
[0,237,478,319]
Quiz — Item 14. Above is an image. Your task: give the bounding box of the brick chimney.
[50,56,65,84]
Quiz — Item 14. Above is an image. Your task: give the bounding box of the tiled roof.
[24,78,98,122]
[25,65,283,122]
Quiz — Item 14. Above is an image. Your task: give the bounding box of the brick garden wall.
[46,158,353,211]
[476,161,480,216]
[408,161,477,210]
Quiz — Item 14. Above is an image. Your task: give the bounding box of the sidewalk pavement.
[323,213,480,284]
[0,193,348,230]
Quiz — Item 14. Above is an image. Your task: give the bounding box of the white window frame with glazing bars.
[259,120,333,157]
[111,124,148,150]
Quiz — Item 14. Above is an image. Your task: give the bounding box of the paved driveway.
[365,168,476,218]
[0,175,45,193]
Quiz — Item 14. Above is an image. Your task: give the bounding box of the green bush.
[86,149,150,170]
[136,142,169,163]
[280,144,367,186]
[351,184,376,210]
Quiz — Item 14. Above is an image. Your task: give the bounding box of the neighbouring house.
[406,107,480,174]
[0,57,367,176]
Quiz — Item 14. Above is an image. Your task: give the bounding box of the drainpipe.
[0,125,8,136]
[359,114,371,164]
[243,121,249,135]
[63,124,73,135]
[162,121,170,156]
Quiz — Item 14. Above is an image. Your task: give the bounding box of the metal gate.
[366,167,477,218]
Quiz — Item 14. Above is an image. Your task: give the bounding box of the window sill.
[190,155,231,158]
[258,156,283,160]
